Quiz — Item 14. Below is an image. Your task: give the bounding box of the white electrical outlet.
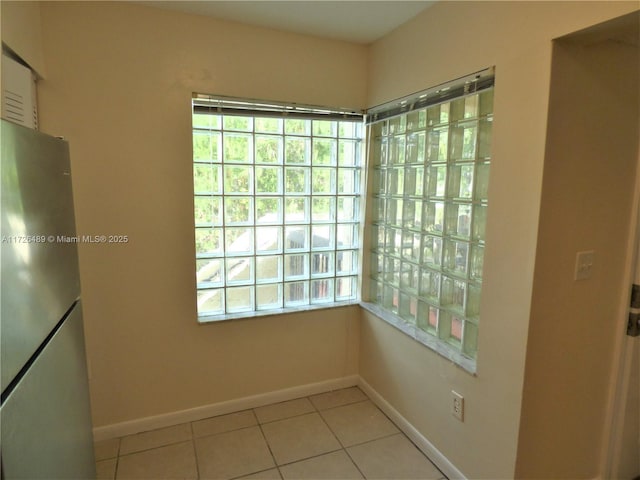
[451,390,464,421]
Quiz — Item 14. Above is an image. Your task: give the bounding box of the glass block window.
[193,96,363,320]
[367,77,494,366]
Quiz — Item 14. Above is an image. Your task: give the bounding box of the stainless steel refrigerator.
[1,119,96,478]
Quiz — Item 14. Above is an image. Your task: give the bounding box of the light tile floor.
[95,387,447,480]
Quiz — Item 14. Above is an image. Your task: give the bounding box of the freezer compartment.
[1,119,81,391]
[1,301,96,479]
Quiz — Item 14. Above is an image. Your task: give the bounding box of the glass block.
[472,205,487,242]
[193,132,221,162]
[196,258,223,285]
[285,167,310,194]
[284,226,309,251]
[312,167,336,194]
[336,276,356,300]
[193,164,221,195]
[390,135,406,164]
[195,228,223,255]
[449,315,464,344]
[449,122,477,161]
[226,286,254,313]
[255,135,282,164]
[448,164,474,199]
[337,224,358,249]
[255,166,282,194]
[225,257,253,285]
[370,279,383,304]
[463,321,478,358]
[422,235,443,267]
[285,281,309,306]
[425,166,447,198]
[417,302,438,334]
[467,282,481,319]
[255,117,282,134]
[401,232,421,263]
[479,89,494,117]
[337,197,358,222]
[384,257,401,286]
[284,253,309,279]
[478,118,493,159]
[419,269,440,301]
[441,276,466,314]
[423,201,445,233]
[225,227,254,255]
[285,137,311,164]
[337,168,359,194]
[373,196,386,223]
[474,163,491,201]
[224,197,253,225]
[336,250,357,275]
[386,198,403,227]
[449,98,465,122]
[223,133,253,162]
[257,283,283,310]
[313,120,337,137]
[406,132,425,164]
[311,278,334,303]
[194,196,222,225]
[339,121,361,139]
[427,103,449,126]
[426,127,448,162]
[197,288,224,316]
[378,137,389,166]
[463,94,479,119]
[444,203,472,239]
[255,197,282,225]
[406,110,426,131]
[470,245,484,281]
[405,166,424,197]
[400,262,419,293]
[370,252,383,278]
[311,224,334,250]
[388,167,405,195]
[285,197,309,224]
[256,226,282,253]
[402,200,421,230]
[313,139,337,165]
[311,252,334,276]
[382,284,399,314]
[223,116,253,131]
[313,197,336,223]
[338,140,360,166]
[193,113,220,130]
[385,228,401,257]
[443,239,469,276]
[399,292,417,324]
[373,168,387,193]
[224,165,252,194]
[285,118,311,135]
[256,255,282,282]
[389,116,406,134]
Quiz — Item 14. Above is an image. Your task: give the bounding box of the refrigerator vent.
[1,53,38,129]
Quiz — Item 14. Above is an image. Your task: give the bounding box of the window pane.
[226,286,254,313]
[285,137,311,164]
[224,133,253,162]
[224,197,253,225]
[312,197,336,223]
[284,253,309,279]
[226,257,254,285]
[285,226,309,251]
[285,198,309,224]
[225,227,254,255]
[256,255,282,282]
[285,118,311,135]
[285,167,310,194]
[256,226,282,253]
[194,196,222,225]
[255,135,282,164]
[197,289,224,316]
[195,228,223,256]
[194,164,221,194]
[255,166,282,194]
[255,117,282,134]
[256,197,282,225]
[311,278,334,303]
[257,283,282,310]
[196,258,223,285]
[193,132,221,162]
[224,166,252,194]
[223,116,253,131]
[285,281,309,306]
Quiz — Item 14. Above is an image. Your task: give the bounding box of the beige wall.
[363,2,638,478]
[36,1,365,427]
[0,1,46,76]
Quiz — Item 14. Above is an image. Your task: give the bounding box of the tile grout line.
[254,407,284,480]
[189,420,201,480]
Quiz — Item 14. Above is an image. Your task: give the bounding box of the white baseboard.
[357,377,467,480]
[93,374,359,442]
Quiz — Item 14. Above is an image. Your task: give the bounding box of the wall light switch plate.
[451,390,464,422]
[575,250,595,281]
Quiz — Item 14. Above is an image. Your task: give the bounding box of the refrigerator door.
[0,302,96,479]
[1,120,81,392]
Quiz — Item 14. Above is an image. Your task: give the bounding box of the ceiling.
[139,1,435,44]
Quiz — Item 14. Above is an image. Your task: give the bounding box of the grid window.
[368,87,494,363]
[193,100,363,319]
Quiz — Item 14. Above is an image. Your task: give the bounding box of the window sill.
[359,301,477,375]
[197,300,360,324]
